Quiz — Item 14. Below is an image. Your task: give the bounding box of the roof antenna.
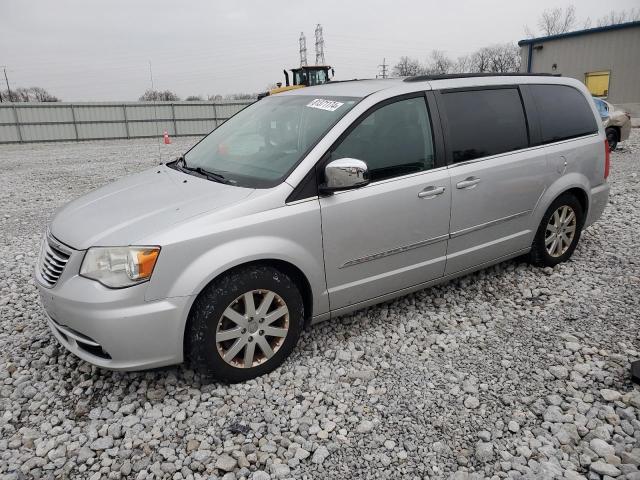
[149,61,162,164]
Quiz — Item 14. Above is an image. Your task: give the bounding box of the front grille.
[39,235,71,287]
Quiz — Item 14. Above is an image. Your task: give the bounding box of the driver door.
[319,94,451,311]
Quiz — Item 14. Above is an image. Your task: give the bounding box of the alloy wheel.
[545,205,577,258]
[215,289,289,368]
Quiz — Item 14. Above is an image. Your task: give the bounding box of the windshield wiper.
[190,166,231,184]
[170,156,232,185]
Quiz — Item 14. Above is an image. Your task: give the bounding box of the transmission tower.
[314,24,325,65]
[299,32,308,67]
[377,58,388,79]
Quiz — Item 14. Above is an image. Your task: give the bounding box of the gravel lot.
[0,132,639,480]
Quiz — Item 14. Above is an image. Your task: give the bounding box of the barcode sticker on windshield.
[306,98,344,111]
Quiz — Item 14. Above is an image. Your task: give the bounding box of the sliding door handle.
[456,177,481,189]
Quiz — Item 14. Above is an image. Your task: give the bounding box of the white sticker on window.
[306,98,344,112]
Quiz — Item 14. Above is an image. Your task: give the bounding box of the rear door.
[436,86,549,274]
[319,93,451,311]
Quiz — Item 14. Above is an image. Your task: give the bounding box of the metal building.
[519,21,640,119]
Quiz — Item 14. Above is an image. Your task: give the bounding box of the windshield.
[183,95,359,188]
[594,98,609,119]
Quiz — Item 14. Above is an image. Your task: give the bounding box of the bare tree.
[425,50,454,75]
[470,47,493,73]
[208,94,223,101]
[452,55,473,73]
[597,9,640,27]
[392,56,425,77]
[538,5,576,35]
[525,5,576,37]
[185,95,203,101]
[486,44,521,73]
[139,89,180,101]
[29,87,59,102]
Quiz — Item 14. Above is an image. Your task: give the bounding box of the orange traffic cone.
[163,130,171,144]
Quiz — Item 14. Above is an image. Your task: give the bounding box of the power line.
[377,58,388,79]
[314,24,325,65]
[299,32,307,67]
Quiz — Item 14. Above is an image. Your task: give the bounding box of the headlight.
[80,246,160,288]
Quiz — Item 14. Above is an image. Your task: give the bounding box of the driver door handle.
[456,177,481,189]
[418,186,446,198]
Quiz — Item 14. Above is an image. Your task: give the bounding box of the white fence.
[0,100,254,144]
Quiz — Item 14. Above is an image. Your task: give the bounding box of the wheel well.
[564,187,588,221]
[190,259,314,326]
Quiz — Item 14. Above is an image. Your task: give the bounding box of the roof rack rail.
[404,72,561,82]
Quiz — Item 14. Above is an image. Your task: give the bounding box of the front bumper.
[36,258,193,371]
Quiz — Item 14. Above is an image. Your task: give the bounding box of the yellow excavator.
[258,65,334,99]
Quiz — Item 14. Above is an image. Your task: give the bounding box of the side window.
[530,84,598,144]
[331,97,435,182]
[440,88,529,163]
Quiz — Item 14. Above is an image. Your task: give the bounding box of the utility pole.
[377,58,388,79]
[314,24,325,65]
[2,66,13,102]
[299,32,308,67]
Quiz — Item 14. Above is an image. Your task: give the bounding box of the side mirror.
[320,158,369,193]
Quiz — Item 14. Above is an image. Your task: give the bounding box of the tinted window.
[530,84,598,144]
[331,97,435,182]
[440,88,529,163]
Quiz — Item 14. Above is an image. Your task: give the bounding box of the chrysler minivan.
[36,74,610,382]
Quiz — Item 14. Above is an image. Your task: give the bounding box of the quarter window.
[331,97,435,182]
[530,84,598,144]
[440,88,529,163]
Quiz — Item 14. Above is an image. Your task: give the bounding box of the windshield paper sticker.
[306,98,344,111]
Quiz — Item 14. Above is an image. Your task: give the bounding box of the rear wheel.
[529,193,584,267]
[186,265,304,382]
[606,127,618,151]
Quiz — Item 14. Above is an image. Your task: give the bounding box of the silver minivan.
[36,74,610,382]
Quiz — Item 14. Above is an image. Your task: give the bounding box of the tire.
[186,265,304,382]
[529,193,584,267]
[606,127,618,151]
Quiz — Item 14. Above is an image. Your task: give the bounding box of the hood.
[50,165,254,249]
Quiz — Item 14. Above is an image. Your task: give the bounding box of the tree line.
[138,89,257,102]
[392,43,521,77]
[0,87,59,102]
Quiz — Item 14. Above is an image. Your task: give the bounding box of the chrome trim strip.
[450,210,531,238]
[446,133,599,169]
[340,234,449,268]
[285,196,319,206]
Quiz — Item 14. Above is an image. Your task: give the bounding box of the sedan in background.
[594,97,631,151]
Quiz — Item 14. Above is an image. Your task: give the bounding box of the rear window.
[440,88,529,163]
[530,84,598,144]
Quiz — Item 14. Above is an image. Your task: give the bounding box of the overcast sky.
[1,0,637,101]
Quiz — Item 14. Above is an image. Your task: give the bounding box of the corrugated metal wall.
[0,100,253,144]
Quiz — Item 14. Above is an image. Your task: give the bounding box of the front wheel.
[186,265,304,382]
[529,193,584,267]
[606,127,618,151]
